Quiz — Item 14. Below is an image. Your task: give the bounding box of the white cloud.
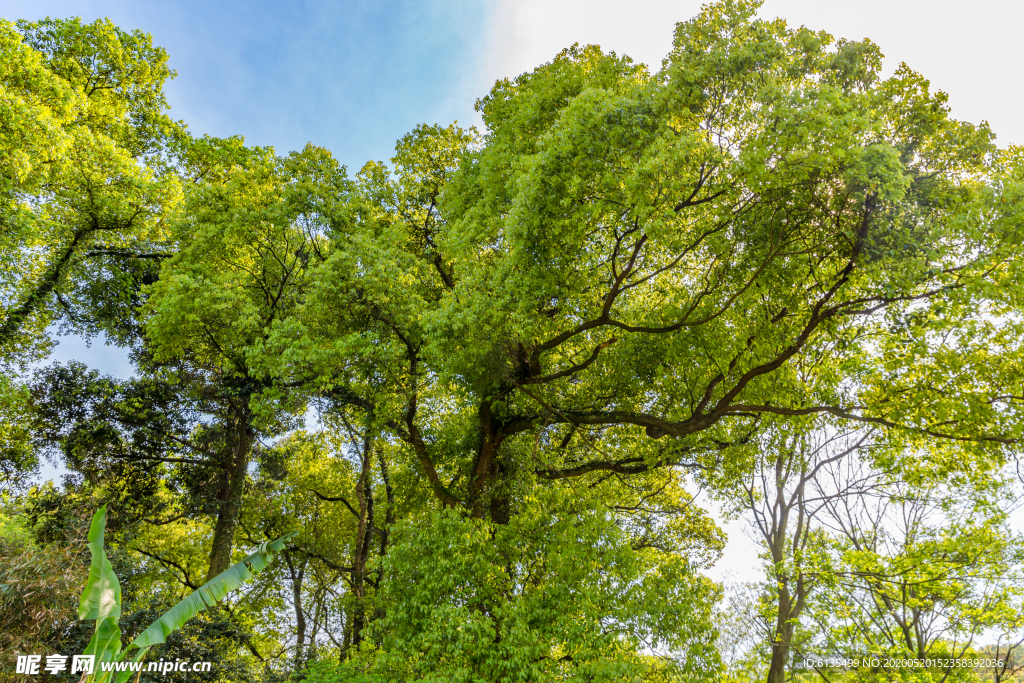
[484,0,700,82]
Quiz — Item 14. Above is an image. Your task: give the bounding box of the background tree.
[237,430,380,670]
[812,471,1024,682]
[734,422,877,683]
[142,143,352,581]
[715,581,772,683]
[725,424,1024,683]
[0,17,182,358]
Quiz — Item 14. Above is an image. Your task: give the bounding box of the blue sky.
[1,0,492,169]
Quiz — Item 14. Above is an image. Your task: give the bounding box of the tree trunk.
[205,415,253,582]
[767,622,793,683]
[767,586,794,683]
[340,611,352,663]
[468,402,499,519]
[375,450,394,589]
[489,454,511,525]
[286,553,308,672]
[351,432,374,648]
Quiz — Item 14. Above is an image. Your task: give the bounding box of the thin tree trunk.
[351,431,374,647]
[285,553,308,672]
[376,450,394,587]
[767,623,794,683]
[767,585,794,683]
[340,608,352,662]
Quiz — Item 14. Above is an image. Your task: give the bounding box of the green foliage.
[74,505,291,682]
[118,607,260,683]
[28,361,198,519]
[810,477,1024,681]
[368,491,720,682]
[0,376,34,493]
[4,1,1024,680]
[143,143,352,412]
[0,17,184,358]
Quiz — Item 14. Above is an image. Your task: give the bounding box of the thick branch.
[309,489,360,519]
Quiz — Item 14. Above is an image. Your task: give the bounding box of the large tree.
[138,1,1024,676]
[0,16,188,486]
[12,0,1024,679]
[143,143,353,581]
[226,0,1023,519]
[0,17,183,358]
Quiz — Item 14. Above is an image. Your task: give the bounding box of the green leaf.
[78,505,121,623]
[129,533,294,649]
[77,506,125,676]
[111,647,151,683]
[81,615,122,667]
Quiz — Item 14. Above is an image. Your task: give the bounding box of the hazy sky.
[4,0,1020,166]
[4,0,1021,579]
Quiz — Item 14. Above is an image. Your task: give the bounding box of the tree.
[142,143,352,581]
[0,17,183,358]
[727,416,1024,683]
[811,471,1024,682]
[734,422,877,683]
[0,16,187,490]
[237,429,384,670]
[8,0,1024,678]
[222,0,1024,522]
[28,361,253,580]
[222,1,1024,670]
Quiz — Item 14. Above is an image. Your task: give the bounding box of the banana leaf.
[130,534,294,649]
[79,505,121,622]
[79,506,123,665]
[75,506,291,682]
[110,647,152,683]
[82,616,122,663]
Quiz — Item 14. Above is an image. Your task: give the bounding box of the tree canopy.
[3,2,1024,682]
